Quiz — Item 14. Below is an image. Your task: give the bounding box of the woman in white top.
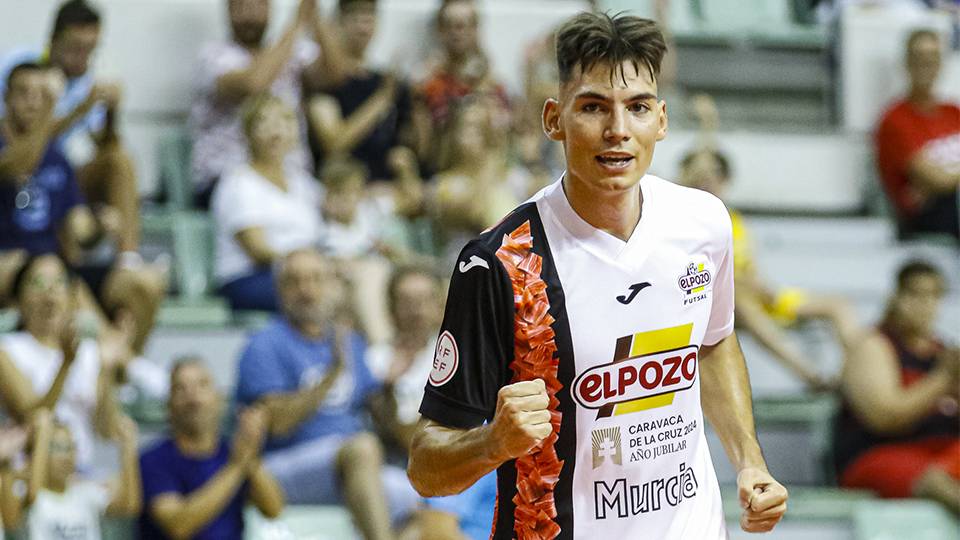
[212,95,324,311]
[0,254,128,472]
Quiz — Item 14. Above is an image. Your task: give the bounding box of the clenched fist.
[489,379,552,462]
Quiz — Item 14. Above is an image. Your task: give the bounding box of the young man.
[139,359,284,540]
[876,29,959,242]
[407,12,788,540]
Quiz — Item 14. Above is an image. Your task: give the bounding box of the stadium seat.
[854,499,960,540]
[156,132,195,211]
[244,504,356,540]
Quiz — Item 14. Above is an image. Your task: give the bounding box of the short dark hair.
[555,12,666,85]
[339,0,377,13]
[169,356,208,389]
[906,28,939,56]
[5,62,48,95]
[52,0,101,39]
[896,260,944,291]
[680,148,731,180]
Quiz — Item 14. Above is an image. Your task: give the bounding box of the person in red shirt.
[876,29,959,243]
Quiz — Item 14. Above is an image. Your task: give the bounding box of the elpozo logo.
[572,346,698,409]
[678,262,711,295]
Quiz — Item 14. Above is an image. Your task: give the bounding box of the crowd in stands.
[0,0,956,538]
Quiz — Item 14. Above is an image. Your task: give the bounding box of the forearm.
[871,372,953,433]
[216,24,299,99]
[94,366,120,439]
[261,383,332,438]
[157,462,248,540]
[0,467,24,531]
[735,298,821,385]
[700,332,767,473]
[249,463,284,519]
[109,439,142,516]
[307,19,348,90]
[407,420,503,497]
[36,359,73,413]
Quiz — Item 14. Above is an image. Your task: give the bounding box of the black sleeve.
[419,241,515,430]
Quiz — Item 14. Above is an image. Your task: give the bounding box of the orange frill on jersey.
[495,220,564,540]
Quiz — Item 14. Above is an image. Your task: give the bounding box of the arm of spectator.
[215,1,308,101]
[699,331,788,534]
[149,409,265,540]
[257,336,344,438]
[106,413,141,517]
[62,205,102,251]
[387,146,426,219]
[843,332,956,434]
[247,462,284,519]
[908,148,960,196]
[308,79,397,154]
[235,227,279,268]
[0,328,79,422]
[734,295,833,391]
[408,379,551,498]
[28,408,52,506]
[93,315,134,439]
[302,0,348,92]
[0,423,29,531]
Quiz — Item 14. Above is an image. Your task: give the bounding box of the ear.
[656,100,668,142]
[542,99,564,142]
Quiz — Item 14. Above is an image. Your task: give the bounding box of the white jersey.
[25,482,110,540]
[420,176,734,540]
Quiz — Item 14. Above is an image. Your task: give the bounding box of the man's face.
[544,60,667,196]
[19,255,70,338]
[438,0,479,59]
[894,273,944,334]
[168,363,222,435]
[907,35,941,93]
[278,251,333,326]
[248,102,297,160]
[392,273,441,332]
[4,69,54,132]
[340,3,377,56]
[230,0,270,48]
[49,24,99,79]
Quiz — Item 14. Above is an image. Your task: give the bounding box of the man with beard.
[235,249,421,540]
[139,358,284,540]
[189,0,346,208]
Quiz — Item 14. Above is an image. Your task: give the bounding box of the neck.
[29,327,60,349]
[250,157,286,186]
[292,318,325,340]
[562,175,642,242]
[394,325,430,350]
[908,87,936,111]
[173,428,219,458]
[1,116,28,138]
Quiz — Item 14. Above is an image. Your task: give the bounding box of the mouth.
[596,153,634,171]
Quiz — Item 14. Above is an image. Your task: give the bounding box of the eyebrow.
[574,91,658,102]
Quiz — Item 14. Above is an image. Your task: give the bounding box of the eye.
[582,102,602,113]
[630,102,650,113]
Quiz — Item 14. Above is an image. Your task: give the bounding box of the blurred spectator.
[517,30,564,183]
[835,261,959,513]
[189,0,346,208]
[0,422,28,538]
[236,249,420,540]
[0,409,140,539]
[413,0,512,171]
[0,254,130,472]
[0,63,166,357]
[680,94,862,391]
[365,264,497,540]
[876,29,959,243]
[0,0,142,266]
[430,98,528,265]
[309,0,419,183]
[212,96,324,312]
[140,358,284,540]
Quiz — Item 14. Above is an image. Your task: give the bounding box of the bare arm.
[235,227,279,268]
[908,148,960,196]
[150,408,266,540]
[258,346,343,438]
[407,379,551,498]
[215,2,308,101]
[699,331,788,533]
[302,1,349,92]
[0,340,77,423]
[842,332,955,434]
[106,415,141,517]
[308,81,396,154]
[0,424,29,530]
[247,462,285,519]
[0,120,56,184]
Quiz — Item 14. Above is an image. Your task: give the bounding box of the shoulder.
[242,319,288,353]
[648,175,730,224]
[877,99,912,128]
[140,438,178,465]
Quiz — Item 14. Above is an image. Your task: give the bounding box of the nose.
[604,108,630,143]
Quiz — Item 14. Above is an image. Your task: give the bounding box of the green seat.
[752,395,840,485]
[244,505,355,540]
[156,133,195,210]
[722,486,875,523]
[855,499,960,540]
[170,211,216,301]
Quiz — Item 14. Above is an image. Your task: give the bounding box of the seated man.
[876,29,959,242]
[0,62,164,357]
[140,358,284,540]
[835,261,959,513]
[0,0,151,307]
[236,249,420,540]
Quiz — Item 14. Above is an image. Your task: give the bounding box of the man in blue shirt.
[236,248,420,540]
[0,60,164,358]
[140,357,284,540]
